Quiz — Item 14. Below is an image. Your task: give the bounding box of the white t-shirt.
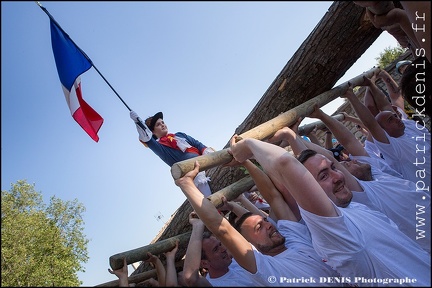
[300,202,431,287]
[350,154,403,179]
[206,259,263,287]
[363,139,383,160]
[250,220,344,287]
[350,158,430,253]
[373,118,431,188]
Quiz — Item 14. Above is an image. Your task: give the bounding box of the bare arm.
[305,129,322,146]
[342,112,365,127]
[342,85,390,144]
[324,130,334,149]
[232,193,269,218]
[219,195,252,217]
[309,105,369,157]
[164,240,179,287]
[362,75,394,113]
[230,136,337,217]
[363,86,381,116]
[144,253,166,287]
[270,125,363,193]
[175,162,257,273]
[365,7,422,52]
[376,69,405,111]
[242,159,299,222]
[182,213,212,287]
[108,257,129,287]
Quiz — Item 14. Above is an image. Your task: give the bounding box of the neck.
[262,243,287,257]
[208,266,230,278]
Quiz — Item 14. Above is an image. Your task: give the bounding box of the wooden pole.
[171,67,380,180]
[96,260,184,287]
[109,232,191,270]
[297,114,345,136]
[208,175,255,208]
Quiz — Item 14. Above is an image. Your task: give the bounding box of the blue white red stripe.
[50,19,103,142]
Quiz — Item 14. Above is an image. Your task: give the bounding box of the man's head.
[297,149,353,207]
[375,110,405,138]
[145,112,168,139]
[234,212,286,256]
[340,159,373,181]
[200,232,232,274]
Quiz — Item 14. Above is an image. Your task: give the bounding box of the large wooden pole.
[109,232,191,270]
[170,67,379,180]
[207,175,255,208]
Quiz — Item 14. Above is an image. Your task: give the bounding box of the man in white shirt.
[305,105,430,253]
[342,80,431,190]
[229,136,430,286]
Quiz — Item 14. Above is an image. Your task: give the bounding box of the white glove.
[130,110,152,142]
[130,110,139,122]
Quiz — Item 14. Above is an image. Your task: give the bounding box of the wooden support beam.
[109,232,191,271]
[96,260,184,287]
[208,175,255,208]
[170,67,379,180]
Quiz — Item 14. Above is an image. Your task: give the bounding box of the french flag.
[50,19,103,142]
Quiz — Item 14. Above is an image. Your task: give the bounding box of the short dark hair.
[296,149,318,164]
[233,212,254,232]
[201,231,213,260]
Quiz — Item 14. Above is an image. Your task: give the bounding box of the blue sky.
[1,1,399,286]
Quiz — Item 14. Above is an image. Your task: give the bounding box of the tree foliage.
[1,180,89,286]
[375,44,407,68]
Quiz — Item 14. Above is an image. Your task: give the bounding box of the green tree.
[375,44,407,68]
[1,180,89,286]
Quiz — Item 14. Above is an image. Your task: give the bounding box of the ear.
[200,259,210,270]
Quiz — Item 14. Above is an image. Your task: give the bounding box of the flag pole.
[36,1,132,112]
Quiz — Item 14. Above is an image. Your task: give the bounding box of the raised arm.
[342,84,390,144]
[144,252,166,287]
[305,129,323,147]
[229,136,337,217]
[242,159,299,222]
[376,69,405,111]
[309,105,369,157]
[164,240,179,287]
[174,162,257,273]
[269,124,363,193]
[182,212,211,287]
[365,7,421,54]
[108,257,129,287]
[361,75,394,113]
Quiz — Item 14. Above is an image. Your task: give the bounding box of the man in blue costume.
[130,110,214,196]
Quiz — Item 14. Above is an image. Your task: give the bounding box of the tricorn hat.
[145,112,163,132]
